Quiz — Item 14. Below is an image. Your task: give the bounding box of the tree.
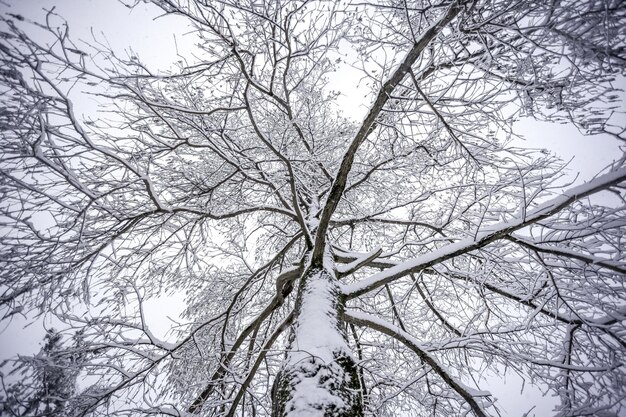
[1,329,84,416]
[1,0,625,416]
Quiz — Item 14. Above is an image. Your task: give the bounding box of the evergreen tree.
[1,329,82,416]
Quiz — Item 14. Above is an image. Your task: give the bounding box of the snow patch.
[284,362,347,417]
[284,270,353,416]
[288,272,349,364]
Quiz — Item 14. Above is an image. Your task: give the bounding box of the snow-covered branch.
[343,167,626,298]
[344,310,491,417]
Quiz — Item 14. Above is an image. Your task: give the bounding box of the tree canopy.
[1,0,625,416]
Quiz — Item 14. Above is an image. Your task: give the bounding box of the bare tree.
[1,0,625,416]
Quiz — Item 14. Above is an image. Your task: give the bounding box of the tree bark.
[272,258,362,417]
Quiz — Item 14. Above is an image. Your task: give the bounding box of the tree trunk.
[272,260,363,417]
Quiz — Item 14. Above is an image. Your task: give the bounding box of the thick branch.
[343,167,626,298]
[505,234,626,275]
[344,310,489,417]
[311,1,465,265]
[187,265,302,413]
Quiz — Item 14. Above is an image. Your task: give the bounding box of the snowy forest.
[1,0,626,416]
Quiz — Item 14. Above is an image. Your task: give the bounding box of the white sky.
[0,1,622,416]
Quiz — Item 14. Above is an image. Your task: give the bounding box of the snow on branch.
[336,247,383,277]
[344,310,491,417]
[343,167,626,298]
[310,0,467,265]
[334,247,398,270]
[505,234,626,275]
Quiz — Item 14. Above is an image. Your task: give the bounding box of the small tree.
[1,0,625,416]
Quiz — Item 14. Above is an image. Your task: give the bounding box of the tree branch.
[343,167,626,298]
[344,310,490,417]
[311,0,466,265]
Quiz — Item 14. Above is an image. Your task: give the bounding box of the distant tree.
[1,329,83,416]
[1,0,625,416]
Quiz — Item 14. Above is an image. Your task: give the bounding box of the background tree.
[1,0,625,416]
[1,329,85,416]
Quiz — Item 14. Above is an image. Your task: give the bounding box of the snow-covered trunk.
[272,258,362,417]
